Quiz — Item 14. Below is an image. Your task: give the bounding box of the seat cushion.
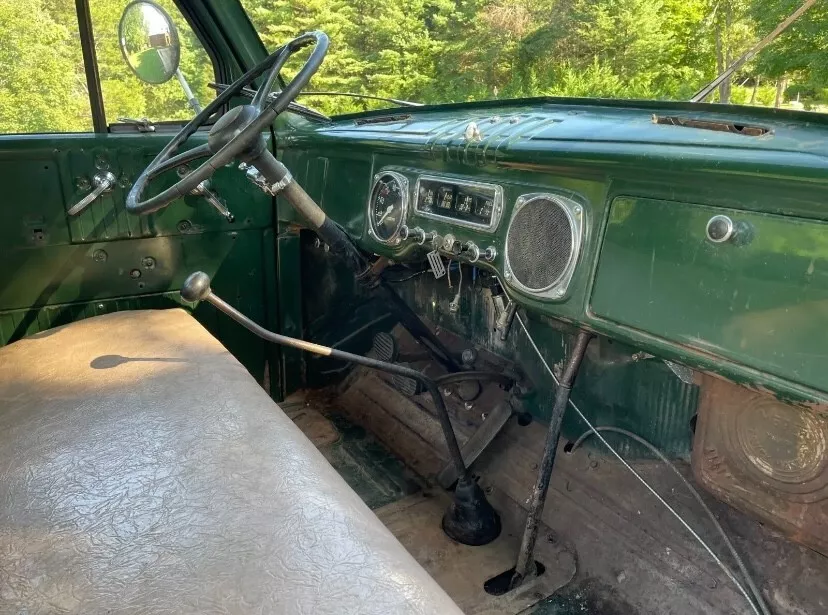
[0,309,463,615]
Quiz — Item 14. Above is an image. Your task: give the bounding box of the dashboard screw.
[92,249,107,263]
[141,256,156,270]
[177,220,192,233]
[129,269,141,279]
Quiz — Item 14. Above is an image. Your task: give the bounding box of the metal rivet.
[141,256,156,270]
[92,249,107,263]
[129,269,141,279]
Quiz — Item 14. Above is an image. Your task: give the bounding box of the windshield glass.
[240,0,826,116]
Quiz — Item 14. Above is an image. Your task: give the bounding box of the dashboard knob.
[463,241,481,263]
[422,230,437,246]
[706,215,735,243]
[482,246,497,262]
[399,225,426,243]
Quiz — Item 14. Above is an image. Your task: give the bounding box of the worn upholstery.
[0,309,463,615]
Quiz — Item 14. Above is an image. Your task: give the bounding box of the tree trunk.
[715,23,724,103]
[720,2,732,104]
[749,76,759,104]
[775,77,787,108]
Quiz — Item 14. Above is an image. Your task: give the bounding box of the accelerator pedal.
[366,332,421,396]
[366,332,398,362]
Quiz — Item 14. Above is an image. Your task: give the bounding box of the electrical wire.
[450,263,463,311]
[385,269,429,284]
[570,426,771,615]
[513,310,764,615]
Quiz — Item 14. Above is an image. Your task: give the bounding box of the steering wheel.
[126,31,328,216]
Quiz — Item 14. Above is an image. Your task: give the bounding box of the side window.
[91,0,216,124]
[0,1,93,134]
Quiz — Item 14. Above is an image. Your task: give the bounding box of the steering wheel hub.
[207,105,264,157]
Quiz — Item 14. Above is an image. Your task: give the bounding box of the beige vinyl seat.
[0,309,463,615]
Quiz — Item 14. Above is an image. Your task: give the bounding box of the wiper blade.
[209,83,421,112]
[208,83,331,123]
[299,91,423,108]
[690,0,817,103]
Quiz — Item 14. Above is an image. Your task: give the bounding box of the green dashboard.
[278,98,828,408]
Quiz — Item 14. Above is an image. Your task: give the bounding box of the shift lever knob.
[181,271,213,302]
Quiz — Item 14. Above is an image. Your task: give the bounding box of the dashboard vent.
[653,115,771,136]
[504,194,584,300]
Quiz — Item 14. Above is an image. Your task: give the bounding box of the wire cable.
[513,310,764,615]
[570,426,770,615]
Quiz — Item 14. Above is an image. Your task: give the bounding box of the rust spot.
[693,375,828,557]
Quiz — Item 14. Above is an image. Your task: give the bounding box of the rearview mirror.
[118,1,180,85]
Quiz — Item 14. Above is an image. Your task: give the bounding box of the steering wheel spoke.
[126,31,329,216]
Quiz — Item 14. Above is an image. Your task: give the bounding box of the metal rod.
[510,328,592,589]
[204,290,469,481]
[514,311,763,615]
[690,0,817,102]
[175,68,203,114]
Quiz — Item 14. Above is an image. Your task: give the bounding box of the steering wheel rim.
[126,31,329,216]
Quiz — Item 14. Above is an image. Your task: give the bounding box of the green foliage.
[1,0,827,134]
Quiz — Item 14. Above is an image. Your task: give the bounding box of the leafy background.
[1,0,826,132]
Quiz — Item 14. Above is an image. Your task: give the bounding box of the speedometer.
[369,171,408,243]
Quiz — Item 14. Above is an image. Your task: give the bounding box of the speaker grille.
[506,196,575,292]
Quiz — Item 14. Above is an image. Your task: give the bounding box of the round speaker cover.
[506,196,575,292]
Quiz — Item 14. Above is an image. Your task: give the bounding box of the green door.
[0,0,279,394]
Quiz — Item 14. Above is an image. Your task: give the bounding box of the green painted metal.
[591,196,828,394]
[0,130,279,395]
[275,100,828,406]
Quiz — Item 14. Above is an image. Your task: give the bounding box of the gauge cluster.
[367,169,502,248]
[414,176,502,231]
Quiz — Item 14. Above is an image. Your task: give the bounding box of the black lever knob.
[181,271,213,302]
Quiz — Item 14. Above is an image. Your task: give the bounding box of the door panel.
[0,132,279,395]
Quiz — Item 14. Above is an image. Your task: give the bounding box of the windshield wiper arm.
[209,82,421,113]
[298,91,423,108]
[690,0,817,103]
[208,83,331,123]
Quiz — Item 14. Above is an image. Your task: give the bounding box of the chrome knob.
[463,241,480,263]
[706,215,735,243]
[422,230,437,246]
[482,246,497,262]
[400,225,426,244]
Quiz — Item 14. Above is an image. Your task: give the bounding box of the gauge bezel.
[413,175,504,232]
[368,170,409,245]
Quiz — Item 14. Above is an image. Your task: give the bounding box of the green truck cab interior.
[0,1,826,614]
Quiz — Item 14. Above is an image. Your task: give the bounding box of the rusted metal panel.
[692,374,828,556]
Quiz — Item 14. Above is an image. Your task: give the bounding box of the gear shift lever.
[181,271,501,546]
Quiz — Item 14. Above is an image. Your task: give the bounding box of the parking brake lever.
[181,271,501,547]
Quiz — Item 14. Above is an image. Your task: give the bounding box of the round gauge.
[369,172,408,242]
